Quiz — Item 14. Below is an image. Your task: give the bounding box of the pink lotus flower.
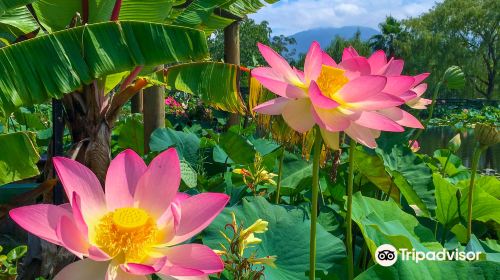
[410,140,420,152]
[252,43,426,148]
[10,149,229,280]
[405,83,432,109]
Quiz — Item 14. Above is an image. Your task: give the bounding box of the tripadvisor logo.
[375,244,481,267]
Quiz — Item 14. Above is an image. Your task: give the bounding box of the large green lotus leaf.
[433,149,470,181]
[433,173,463,227]
[376,144,435,217]
[279,152,312,196]
[149,127,201,167]
[457,177,500,225]
[215,130,255,165]
[0,21,208,119]
[475,176,500,199]
[351,192,441,257]
[353,147,400,201]
[355,260,500,280]
[153,62,246,113]
[203,196,346,279]
[434,174,500,227]
[0,131,40,185]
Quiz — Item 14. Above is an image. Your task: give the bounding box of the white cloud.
[249,0,440,35]
[336,3,364,16]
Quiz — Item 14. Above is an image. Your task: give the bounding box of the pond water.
[419,127,499,172]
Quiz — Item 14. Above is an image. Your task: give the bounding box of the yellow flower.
[241,219,269,237]
[239,233,262,256]
[248,255,277,268]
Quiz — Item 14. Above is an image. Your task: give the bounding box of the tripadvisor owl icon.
[375,244,398,266]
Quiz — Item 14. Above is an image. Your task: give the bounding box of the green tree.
[209,18,296,66]
[325,30,371,61]
[295,30,371,67]
[402,0,499,100]
[369,16,408,58]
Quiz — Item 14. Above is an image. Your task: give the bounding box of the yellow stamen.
[316,65,349,100]
[93,207,159,263]
[113,207,149,231]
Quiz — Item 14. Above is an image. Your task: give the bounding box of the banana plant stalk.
[309,127,323,280]
[346,139,356,280]
[274,147,285,204]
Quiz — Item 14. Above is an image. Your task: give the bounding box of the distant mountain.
[289,26,379,58]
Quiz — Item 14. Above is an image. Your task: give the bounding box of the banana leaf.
[0,0,34,16]
[0,6,38,46]
[153,62,246,113]
[220,0,278,19]
[0,21,209,119]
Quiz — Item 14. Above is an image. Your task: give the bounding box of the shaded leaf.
[149,127,201,167]
[116,115,144,155]
[0,132,39,185]
[353,147,400,201]
[376,144,435,216]
[216,130,255,164]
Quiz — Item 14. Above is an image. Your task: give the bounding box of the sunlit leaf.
[0,21,208,119]
[153,62,246,113]
[351,192,441,257]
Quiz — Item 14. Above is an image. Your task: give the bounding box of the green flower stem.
[410,81,442,148]
[274,147,285,204]
[466,144,486,242]
[346,139,356,280]
[441,152,452,177]
[310,127,322,280]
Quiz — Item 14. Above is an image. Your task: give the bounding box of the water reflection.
[419,127,499,171]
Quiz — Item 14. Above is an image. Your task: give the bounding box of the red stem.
[119,66,143,92]
[82,0,89,23]
[111,0,122,21]
[240,66,251,73]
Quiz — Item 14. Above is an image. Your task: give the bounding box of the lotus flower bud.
[410,140,420,152]
[474,123,500,147]
[443,66,465,90]
[447,133,461,152]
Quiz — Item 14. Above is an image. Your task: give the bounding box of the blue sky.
[249,0,441,35]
